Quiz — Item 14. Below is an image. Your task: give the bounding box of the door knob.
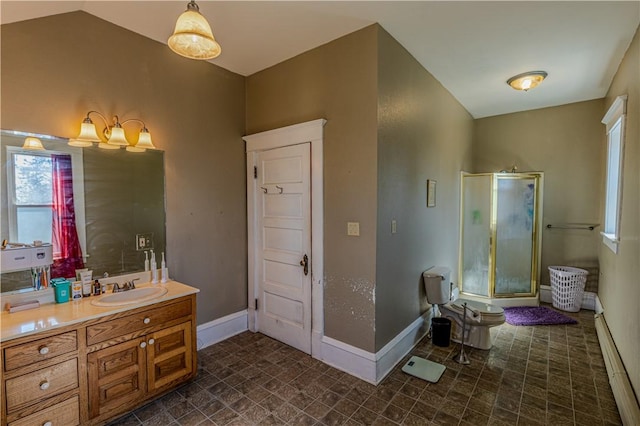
[299,254,309,276]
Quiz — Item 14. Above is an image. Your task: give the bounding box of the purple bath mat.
[503,306,578,326]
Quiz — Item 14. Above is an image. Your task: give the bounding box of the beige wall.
[600,25,639,397]
[246,25,379,351]
[1,12,248,326]
[474,100,604,286]
[375,29,474,350]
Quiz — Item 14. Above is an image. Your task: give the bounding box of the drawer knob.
[43,422,53,426]
[39,381,50,390]
[148,338,155,345]
[39,346,50,355]
[143,317,151,325]
[140,342,147,349]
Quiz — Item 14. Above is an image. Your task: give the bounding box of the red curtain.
[51,154,84,278]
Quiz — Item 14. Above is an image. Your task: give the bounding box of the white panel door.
[256,143,311,353]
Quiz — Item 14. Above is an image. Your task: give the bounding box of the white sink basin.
[91,286,168,307]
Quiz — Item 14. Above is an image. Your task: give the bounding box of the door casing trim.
[244,119,326,357]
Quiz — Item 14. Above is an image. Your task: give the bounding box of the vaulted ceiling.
[2,1,638,118]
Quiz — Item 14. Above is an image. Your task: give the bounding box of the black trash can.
[431,317,451,347]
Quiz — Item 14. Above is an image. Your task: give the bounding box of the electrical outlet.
[136,233,154,251]
[347,222,360,236]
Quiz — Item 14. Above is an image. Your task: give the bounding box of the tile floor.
[109,307,622,425]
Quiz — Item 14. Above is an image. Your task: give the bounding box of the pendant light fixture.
[168,0,221,60]
[507,71,548,91]
[69,111,156,152]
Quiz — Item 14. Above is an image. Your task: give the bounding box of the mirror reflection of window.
[10,152,54,244]
[7,148,86,278]
[5,143,87,264]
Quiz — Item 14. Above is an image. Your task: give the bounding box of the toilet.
[423,266,505,350]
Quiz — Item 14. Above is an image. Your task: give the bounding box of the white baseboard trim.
[314,310,431,385]
[595,294,604,314]
[204,308,429,385]
[316,334,377,384]
[375,311,431,382]
[594,313,640,425]
[197,310,248,350]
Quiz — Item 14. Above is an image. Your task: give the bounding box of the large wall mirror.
[1,129,166,293]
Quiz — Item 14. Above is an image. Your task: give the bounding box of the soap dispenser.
[150,250,158,283]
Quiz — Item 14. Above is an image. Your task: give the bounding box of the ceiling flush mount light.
[168,0,221,60]
[507,71,548,91]
[22,136,45,150]
[69,111,157,152]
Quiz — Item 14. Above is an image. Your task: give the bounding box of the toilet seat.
[442,298,505,325]
[438,298,505,350]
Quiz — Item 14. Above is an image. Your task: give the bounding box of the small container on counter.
[51,278,71,304]
[72,280,83,300]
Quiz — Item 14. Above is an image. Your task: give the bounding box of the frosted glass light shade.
[22,137,44,150]
[135,129,156,150]
[70,121,101,147]
[507,71,548,91]
[168,4,221,60]
[107,126,129,146]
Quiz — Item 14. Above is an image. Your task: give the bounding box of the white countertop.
[0,280,199,343]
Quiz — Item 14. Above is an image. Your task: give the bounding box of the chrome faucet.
[111,278,140,293]
[125,278,139,290]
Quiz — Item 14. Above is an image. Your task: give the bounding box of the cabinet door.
[146,321,192,391]
[87,338,147,419]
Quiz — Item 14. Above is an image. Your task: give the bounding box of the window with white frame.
[601,95,627,254]
[7,150,54,245]
[5,145,87,259]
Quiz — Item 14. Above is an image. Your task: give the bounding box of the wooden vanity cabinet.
[1,294,197,426]
[1,328,81,426]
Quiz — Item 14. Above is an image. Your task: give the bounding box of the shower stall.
[459,172,543,305]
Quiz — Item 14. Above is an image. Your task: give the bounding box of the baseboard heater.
[594,313,640,425]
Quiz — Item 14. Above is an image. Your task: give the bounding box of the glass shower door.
[494,175,538,296]
[460,174,492,296]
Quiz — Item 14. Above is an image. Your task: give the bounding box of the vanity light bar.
[69,111,157,151]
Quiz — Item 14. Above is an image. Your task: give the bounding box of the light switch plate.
[347,222,360,236]
[391,219,397,234]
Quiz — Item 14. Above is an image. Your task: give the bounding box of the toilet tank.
[423,266,451,305]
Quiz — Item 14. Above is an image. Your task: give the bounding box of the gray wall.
[474,100,604,286]
[1,11,247,325]
[375,29,474,351]
[600,25,639,398]
[246,25,379,352]
[247,25,475,352]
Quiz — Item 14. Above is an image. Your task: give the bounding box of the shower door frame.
[459,172,544,299]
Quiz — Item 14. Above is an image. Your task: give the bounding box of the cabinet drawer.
[8,395,79,426]
[86,298,192,346]
[6,358,79,412]
[4,331,77,371]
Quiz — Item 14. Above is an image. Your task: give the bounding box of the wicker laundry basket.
[548,266,589,312]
